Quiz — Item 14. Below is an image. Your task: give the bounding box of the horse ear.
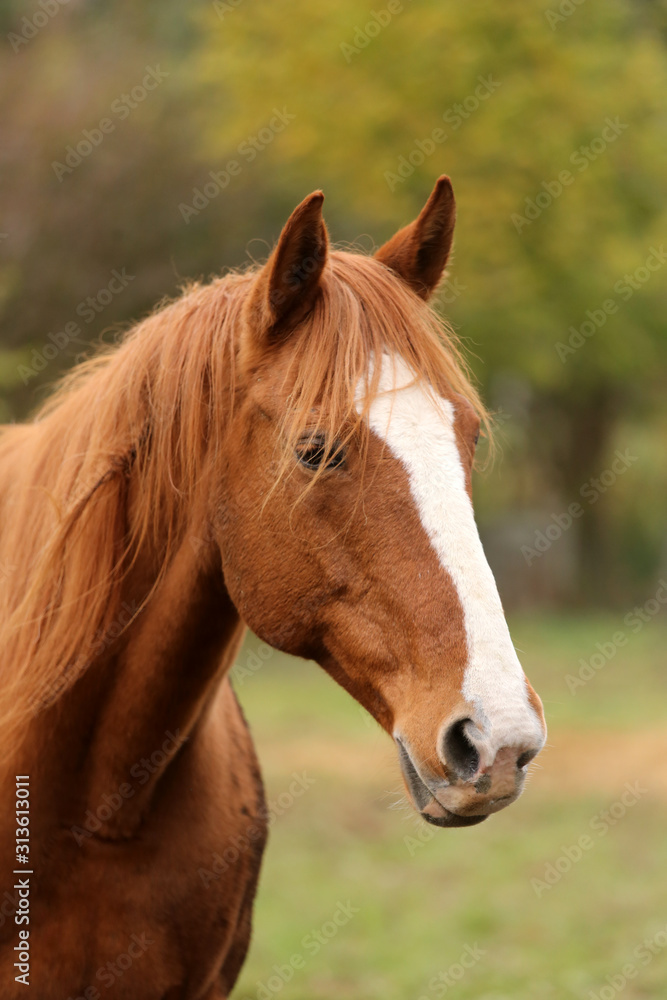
[375,175,456,300]
[246,191,329,339]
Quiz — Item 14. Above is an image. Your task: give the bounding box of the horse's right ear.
[375,175,456,300]
[244,191,329,344]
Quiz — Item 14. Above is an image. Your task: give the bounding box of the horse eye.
[474,431,480,446]
[296,433,345,471]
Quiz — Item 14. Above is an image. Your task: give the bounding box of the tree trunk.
[532,384,621,607]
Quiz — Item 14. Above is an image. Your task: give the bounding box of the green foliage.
[192,0,667,388]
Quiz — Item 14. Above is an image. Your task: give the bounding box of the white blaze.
[358,355,544,762]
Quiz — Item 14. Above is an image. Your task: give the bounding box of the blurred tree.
[0,0,222,417]
[188,0,667,602]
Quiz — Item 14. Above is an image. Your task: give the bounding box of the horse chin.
[421,807,488,828]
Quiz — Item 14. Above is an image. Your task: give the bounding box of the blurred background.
[1,1,666,997]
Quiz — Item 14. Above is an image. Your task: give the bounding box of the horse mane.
[0,249,488,755]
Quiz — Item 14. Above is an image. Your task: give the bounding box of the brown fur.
[0,178,540,997]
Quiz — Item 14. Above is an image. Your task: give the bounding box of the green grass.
[511,612,667,730]
[231,614,667,1000]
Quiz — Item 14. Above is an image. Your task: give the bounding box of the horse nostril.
[516,748,539,770]
[442,718,480,780]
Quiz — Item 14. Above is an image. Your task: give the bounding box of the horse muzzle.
[395,721,544,828]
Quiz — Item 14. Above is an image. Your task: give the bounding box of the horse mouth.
[421,808,487,828]
[395,736,500,829]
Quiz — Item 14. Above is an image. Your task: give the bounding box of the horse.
[0,176,546,998]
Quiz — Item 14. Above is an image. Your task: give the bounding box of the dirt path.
[532,727,667,798]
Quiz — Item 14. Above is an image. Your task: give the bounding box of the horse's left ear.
[375,175,456,300]
[245,190,329,341]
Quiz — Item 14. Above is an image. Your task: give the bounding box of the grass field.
[231,614,667,1000]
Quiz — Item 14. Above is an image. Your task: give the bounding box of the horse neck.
[83,511,245,835]
[20,483,244,843]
